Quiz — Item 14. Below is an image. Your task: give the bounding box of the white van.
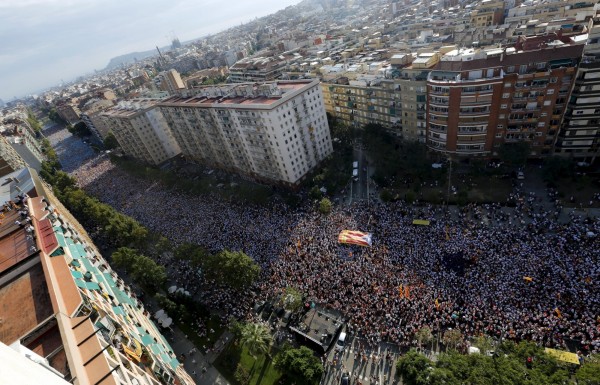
[335,332,347,351]
[352,161,359,169]
[352,169,359,181]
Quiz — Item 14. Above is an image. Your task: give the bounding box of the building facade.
[154,69,186,95]
[426,41,584,157]
[158,80,333,185]
[555,18,600,159]
[0,168,194,385]
[100,100,181,165]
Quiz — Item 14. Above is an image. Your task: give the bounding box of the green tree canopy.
[274,345,324,384]
[415,327,433,350]
[103,131,119,150]
[577,354,600,385]
[111,247,166,294]
[442,329,463,351]
[498,142,530,167]
[396,350,432,385]
[318,197,332,214]
[281,287,303,312]
[240,322,272,358]
[203,250,260,290]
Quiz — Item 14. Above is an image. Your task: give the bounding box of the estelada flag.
[435,298,440,310]
[398,285,404,298]
[523,276,533,283]
[555,308,562,319]
[338,230,372,247]
[404,285,410,299]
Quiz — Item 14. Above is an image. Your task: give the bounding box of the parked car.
[517,171,525,180]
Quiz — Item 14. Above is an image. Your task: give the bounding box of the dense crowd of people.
[45,124,96,172]
[67,144,600,356]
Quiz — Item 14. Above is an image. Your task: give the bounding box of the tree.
[274,345,324,384]
[203,250,260,290]
[281,287,303,312]
[68,121,91,137]
[442,329,463,351]
[415,327,433,352]
[240,322,272,358]
[396,350,432,385]
[498,142,530,167]
[473,335,494,355]
[541,156,574,184]
[318,197,332,214]
[309,185,323,200]
[103,131,119,150]
[111,247,166,294]
[577,355,600,385]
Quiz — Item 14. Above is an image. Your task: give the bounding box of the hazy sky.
[0,0,301,101]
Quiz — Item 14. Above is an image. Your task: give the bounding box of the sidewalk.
[169,327,231,385]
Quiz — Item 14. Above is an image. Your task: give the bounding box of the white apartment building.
[158,79,333,185]
[100,100,181,165]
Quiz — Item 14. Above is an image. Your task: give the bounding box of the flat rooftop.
[161,81,313,108]
[0,262,53,345]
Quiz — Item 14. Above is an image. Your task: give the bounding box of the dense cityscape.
[1,0,600,385]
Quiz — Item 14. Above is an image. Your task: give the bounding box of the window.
[549,77,558,83]
[502,93,510,99]
[497,124,504,129]
[536,62,546,69]
[507,66,515,73]
[499,114,505,119]
[538,122,545,127]
[547,89,554,95]
[501,104,508,109]
[504,83,512,88]
[496,133,503,138]
[544,100,552,106]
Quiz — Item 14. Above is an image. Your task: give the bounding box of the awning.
[75,279,100,290]
[112,306,126,316]
[545,348,579,365]
[71,270,84,279]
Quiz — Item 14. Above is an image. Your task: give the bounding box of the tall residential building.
[99,100,181,166]
[470,0,505,28]
[228,57,287,83]
[0,135,27,177]
[0,167,194,385]
[555,17,600,159]
[158,80,332,185]
[154,70,186,95]
[426,38,584,157]
[80,99,114,140]
[321,53,436,142]
[56,103,81,125]
[321,79,399,131]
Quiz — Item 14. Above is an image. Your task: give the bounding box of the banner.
[338,230,372,247]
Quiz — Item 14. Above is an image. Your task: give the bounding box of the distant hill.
[105,48,160,69]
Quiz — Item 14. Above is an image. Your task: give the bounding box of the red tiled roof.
[37,218,58,255]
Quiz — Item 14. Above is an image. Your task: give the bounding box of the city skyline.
[0,0,301,101]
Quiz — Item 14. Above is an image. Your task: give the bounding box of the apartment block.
[154,69,186,95]
[555,18,600,159]
[100,100,181,166]
[322,79,399,130]
[80,99,114,140]
[0,136,27,177]
[426,38,584,157]
[228,57,287,83]
[470,0,505,28]
[56,103,81,125]
[0,168,194,385]
[158,80,332,185]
